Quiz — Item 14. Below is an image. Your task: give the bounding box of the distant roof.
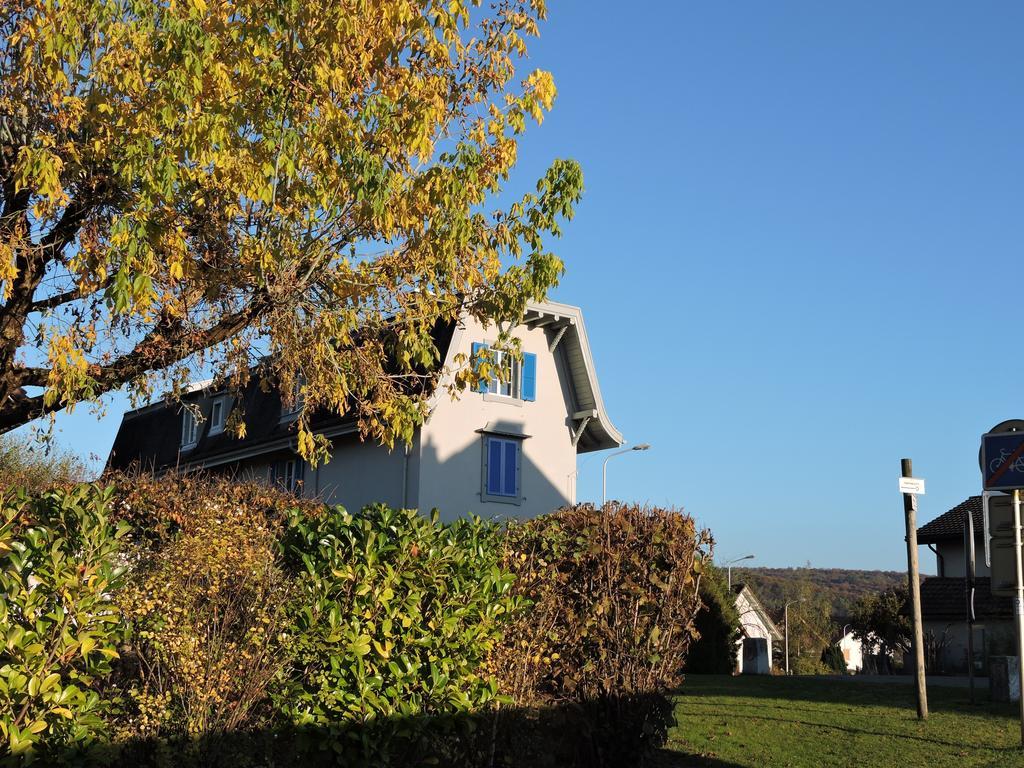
[916,496,983,544]
[920,577,1012,621]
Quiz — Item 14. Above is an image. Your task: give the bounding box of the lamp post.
[601,443,650,506]
[725,554,755,590]
[784,598,806,675]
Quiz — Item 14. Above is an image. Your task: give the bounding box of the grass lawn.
[660,675,1024,768]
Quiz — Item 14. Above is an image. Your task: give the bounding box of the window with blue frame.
[471,342,537,402]
[482,436,521,501]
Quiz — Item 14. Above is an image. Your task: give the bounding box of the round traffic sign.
[980,420,1024,475]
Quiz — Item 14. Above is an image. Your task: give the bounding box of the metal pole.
[1013,488,1024,747]
[902,458,928,720]
[601,444,650,507]
[784,602,790,676]
[966,508,976,704]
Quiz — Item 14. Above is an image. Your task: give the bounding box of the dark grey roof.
[107,320,455,473]
[106,377,352,473]
[916,496,983,544]
[920,577,1012,621]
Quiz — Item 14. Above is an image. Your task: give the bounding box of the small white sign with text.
[898,477,926,495]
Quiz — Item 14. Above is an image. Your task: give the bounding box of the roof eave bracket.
[549,325,569,353]
[571,415,592,448]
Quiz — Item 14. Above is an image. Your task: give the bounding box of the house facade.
[917,496,1013,675]
[107,301,624,522]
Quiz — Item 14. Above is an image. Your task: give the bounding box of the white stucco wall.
[416,314,578,522]
[934,539,989,577]
[312,435,409,512]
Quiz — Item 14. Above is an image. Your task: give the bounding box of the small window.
[473,343,536,402]
[482,436,521,503]
[489,351,519,398]
[181,409,199,448]
[209,397,227,435]
[271,457,305,494]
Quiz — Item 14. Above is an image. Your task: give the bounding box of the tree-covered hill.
[731,567,906,621]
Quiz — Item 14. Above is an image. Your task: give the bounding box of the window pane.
[488,439,503,495]
[489,352,514,397]
[502,440,517,496]
[211,401,222,428]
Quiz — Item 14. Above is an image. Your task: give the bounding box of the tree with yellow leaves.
[0,0,580,459]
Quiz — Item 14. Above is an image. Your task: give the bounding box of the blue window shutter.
[503,441,518,496]
[488,438,503,495]
[472,342,489,394]
[521,353,537,401]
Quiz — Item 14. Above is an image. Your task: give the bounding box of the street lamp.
[725,554,755,590]
[602,443,650,506]
[784,598,806,676]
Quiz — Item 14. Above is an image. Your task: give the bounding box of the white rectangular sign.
[898,477,926,495]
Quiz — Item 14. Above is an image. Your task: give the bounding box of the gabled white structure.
[734,583,783,674]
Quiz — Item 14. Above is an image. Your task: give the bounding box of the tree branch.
[29,275,111,313]
[0,293,273,434]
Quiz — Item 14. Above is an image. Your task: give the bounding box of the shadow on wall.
[35,695,738,768]
[417,431,571,523]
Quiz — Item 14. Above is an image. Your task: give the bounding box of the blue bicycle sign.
[982,430,1024,491]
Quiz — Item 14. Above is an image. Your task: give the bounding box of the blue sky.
[23,2,1024,571]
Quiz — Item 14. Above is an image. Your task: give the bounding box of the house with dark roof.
[917,496,1014,674]
[107,300,624,521]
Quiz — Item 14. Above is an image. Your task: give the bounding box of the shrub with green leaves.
[0,485,127,760]
[275,503,519,764]
[685,564,741,674]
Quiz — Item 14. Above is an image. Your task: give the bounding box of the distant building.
[836,630,863,673]
[917,496,1013,675]
[733,583,783,674]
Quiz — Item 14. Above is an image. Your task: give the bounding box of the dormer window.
[209,396,227,436]
[490,350,518,398]
[181,409,199,449]
[471,343,537,402]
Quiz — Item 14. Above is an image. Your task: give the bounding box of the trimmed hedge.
[0,478,708,767]
[491,503,708,765]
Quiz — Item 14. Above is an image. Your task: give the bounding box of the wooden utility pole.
[902,458,928,719]
[965,507,976,704]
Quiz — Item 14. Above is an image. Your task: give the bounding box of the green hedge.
[274,503,518,764]
[684,564,741,674]
[0,485,127,760]
[0,478,707,767]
